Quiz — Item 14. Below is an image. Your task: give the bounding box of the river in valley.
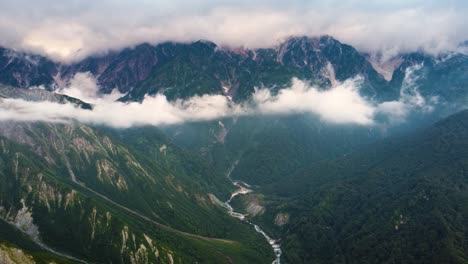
[224,167,282,264]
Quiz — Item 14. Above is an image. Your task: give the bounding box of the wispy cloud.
[376,64,438,123]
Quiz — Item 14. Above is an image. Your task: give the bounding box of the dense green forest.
[247,110,468,263]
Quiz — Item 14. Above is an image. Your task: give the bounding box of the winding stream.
[225,164,282,264]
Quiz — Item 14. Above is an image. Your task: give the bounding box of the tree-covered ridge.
[0,122,272,263]
[249,110,468,263]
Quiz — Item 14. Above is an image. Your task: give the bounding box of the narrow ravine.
[225,162,282,264]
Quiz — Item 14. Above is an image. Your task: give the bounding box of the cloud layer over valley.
[0,71,435,128]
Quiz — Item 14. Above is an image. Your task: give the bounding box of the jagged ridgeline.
[0,36,393,102]
[1,36,467,108]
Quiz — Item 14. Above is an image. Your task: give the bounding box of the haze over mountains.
[2,0,467,62]
[1,2,468,262]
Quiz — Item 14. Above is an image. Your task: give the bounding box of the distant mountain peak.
[281,35,340,49]
[192,39,218,49]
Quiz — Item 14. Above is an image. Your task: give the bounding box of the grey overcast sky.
[1,0,466,61]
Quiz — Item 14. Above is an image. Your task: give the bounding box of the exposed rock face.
[0,36,394,102]
[2,36,468,107]
[365,53,404,81]
[10,199,40,238]
[245,200,265,217]
[276,36,389,97]
[0,48,56,88]
[96,44,161,93]
[0,244,35,264]
[274,213,290,226]
[0,120,271,263]
[0,124,178,264]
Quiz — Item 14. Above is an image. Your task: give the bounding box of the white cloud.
[58,72,105,100]
[0,92,241,128]
[0,1,466,62]
[59,74,244,127]
[252,77,375,125]
[2,69,440,127]
[0,71,435,128]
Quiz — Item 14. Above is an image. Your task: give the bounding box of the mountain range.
[3,36,466,103]
[1,35,468,263]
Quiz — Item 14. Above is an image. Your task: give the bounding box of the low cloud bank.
[0,72,434,128]
[252,77,375,125]
[0,73,243,127]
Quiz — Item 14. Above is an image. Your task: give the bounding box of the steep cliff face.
[0,36,403,102]
[0,48,57,89]
[0,244,36,264]
[2,37,467,108]
[122,36,392,102]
